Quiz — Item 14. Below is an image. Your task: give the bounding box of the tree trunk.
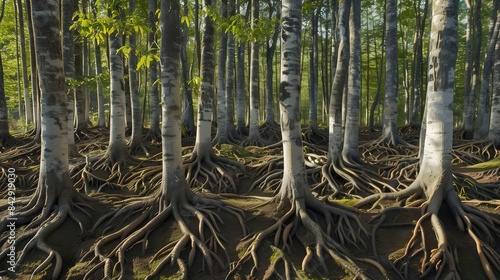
[489,15,500,147]
[328,0,350,163]
[213,0,229,145]
[148,0,160,140]
[0,53,10,142]
[17,0,33,126]
[225,0,239,140]
[474,4,499,139]
[236,43,247,134]
[128,0,146,154]
[308,8,319,130]
[264,0,280,126]
[94,39,106,127]
[25,0,40,138]
[107,33,129,162]
[342,0,362,163]
[181,0,195,135]
[277,0,308,206]
[62,0,78,156]
[160,0,185,197]
[246,0,265,145]
[194,0,216,153]
[379,0,405,146]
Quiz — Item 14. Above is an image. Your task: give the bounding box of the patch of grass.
[330,198,359,206]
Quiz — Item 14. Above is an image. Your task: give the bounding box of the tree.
[180,0,196,136]
[0,0,12,147]
[241,0,266,146]
[146,0,161,141]
[377,0,407,147]
[184,0,243,192]
[82,1,245,277]
[213,0,230,146]
[355,0,500,278]
[474,2,499,139]
[0,1,89,278]
[127,0,147,155]
[490,8,500,147]
[229,0,371,277]
[16,0,33,126]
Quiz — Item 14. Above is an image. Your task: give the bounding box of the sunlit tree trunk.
[160,0,185,200]
[194,0,216,154]
[94,39,106,127]
[277,0,308,207]
[213,0,229,145]
[342,0,361,163]
[236,43,247,134]
[107,32,129,161]
[26,0,40,138]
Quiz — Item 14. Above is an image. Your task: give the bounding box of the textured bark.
[379,0,405,146]
[474,5,499,139]
[94,39,106,127]
[62,0,78,156]
[308,8,319,130]
[277,0,307,205]
[246,0,264,145]
[463,0,482,139]
[148,0,161,139]
[160,0,184,196]
[74,31,87,131]
[213,0,229,145]
[264,2,280,125]
[26,0,40,138]
[236,43,247,134]
[181,0,195,135]
[328,0,350,162]
[409,0,427,126]
[17,0,33,125]
[107,33,129,161]
[128,0,145,154]
[225,0,239,139]
[194,0,216,152]
[342,0,361,163]
[489,5,500,147]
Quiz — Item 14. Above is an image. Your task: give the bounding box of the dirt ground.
[1,128,499,280]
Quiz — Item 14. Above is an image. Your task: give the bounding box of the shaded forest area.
[0,0,500,279]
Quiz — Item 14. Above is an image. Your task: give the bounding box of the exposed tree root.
[227,195,378,279]
[81,188,246,280]
[239,133,271,147]
[0,141,41,166]
[301,127,329,147]
[313,154,397,198]
[0,187,93,279]
[259,121,282,143]
[355,178,500,279]
[183,149,245,193]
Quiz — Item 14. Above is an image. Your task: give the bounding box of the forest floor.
[1,127,499,280]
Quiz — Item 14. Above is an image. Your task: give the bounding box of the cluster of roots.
[0,126,499,279]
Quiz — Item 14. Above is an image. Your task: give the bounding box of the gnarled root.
[82,190,246,280]
[183,150,244,193]
[358,177,500,279]
[227,195,380,279]
[0,189,92,279]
